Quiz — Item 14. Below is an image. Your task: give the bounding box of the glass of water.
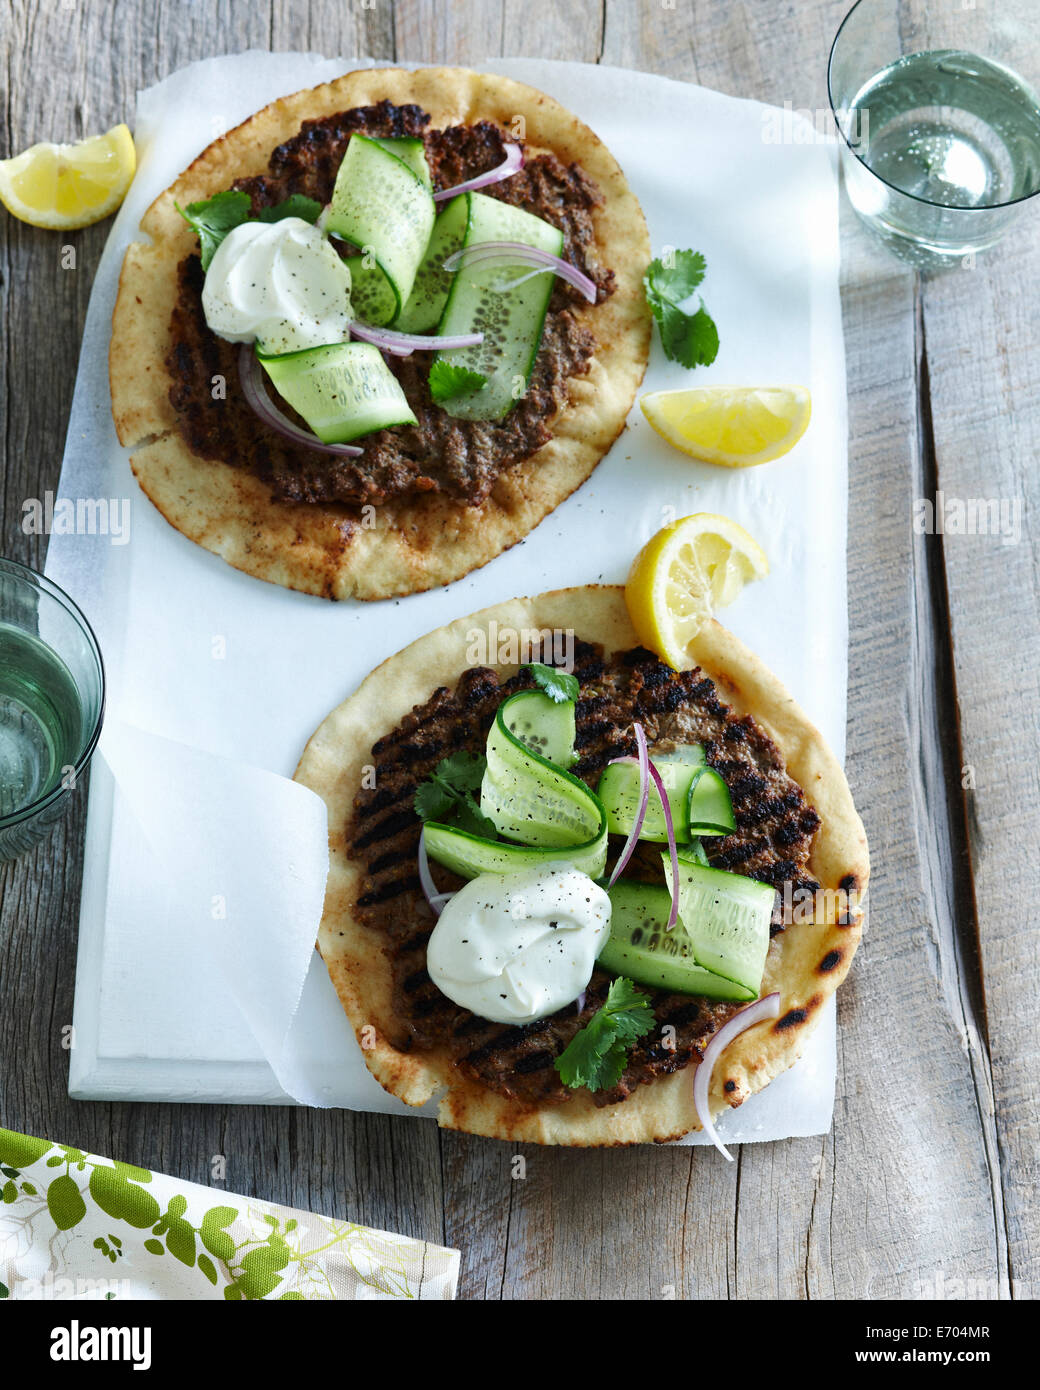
[828,0,1040,265]
[0,557,105,861]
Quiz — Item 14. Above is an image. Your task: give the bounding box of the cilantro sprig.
[414,752,497,839]
[554,977,655,1092]
[428,360,488,403]
[177,189,323,271]
[644,249,720,369]
[525,661,579,704]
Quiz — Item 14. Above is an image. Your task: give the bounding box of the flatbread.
[109,67,651,600]
[295,586,870,1146]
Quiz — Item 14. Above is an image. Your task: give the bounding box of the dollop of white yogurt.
[200,217,352,354]
[426,864,611,1025]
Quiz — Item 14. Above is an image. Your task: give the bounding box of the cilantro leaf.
[643,249,719,369]
[414,753,497,838]
[428,360,488,403]
[434,750,486,792]
[525,661,579,704]
[413,780,455,824]
[177,190,252,271]
[257,194,323,225]
[451,797,499,839]
[644,249,706,311]
[554,978,655,1092]
[177,191,323,271]
[657,301,719,370]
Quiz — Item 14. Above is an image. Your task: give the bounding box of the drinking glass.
[828,0,1040,266]
[0,558,105,860]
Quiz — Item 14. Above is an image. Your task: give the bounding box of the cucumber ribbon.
[325,134,437,327]
[431,194,566,421]
[255,341,417,445]
[422,690,608,881]
[597,747,736,841]
[598,851,774,1004]
[662,850,774,996]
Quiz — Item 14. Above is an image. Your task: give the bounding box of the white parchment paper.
[46,53,847,1146]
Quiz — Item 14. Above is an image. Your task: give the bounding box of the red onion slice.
[693,992,781,1160]
[417,828,453,917]
[238,346,364,456]
[607,725,650,886]
[442,240,598,304]
[647,760,680,929]
[433,143,523,202]
[349,321,484,356]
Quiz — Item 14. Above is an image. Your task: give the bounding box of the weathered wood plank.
[812,214,1008,1298]
[920,209,1040,1296]
[269,0,393,62]
[393,0,505,66]
[392,0,604,65]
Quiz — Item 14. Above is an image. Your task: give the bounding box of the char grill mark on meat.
[165,102,613,509]
[345,638,822,1108]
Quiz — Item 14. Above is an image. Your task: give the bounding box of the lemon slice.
[625,513,769,669]
[0,124,136,229]
[641,385,811,467]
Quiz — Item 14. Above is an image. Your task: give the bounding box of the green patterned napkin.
[0,1128,459,1300]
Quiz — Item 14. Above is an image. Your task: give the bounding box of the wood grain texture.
[0,0,1035,1301]
[919,213,1040,1296]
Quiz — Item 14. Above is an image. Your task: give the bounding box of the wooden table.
[1,0,1037,1301]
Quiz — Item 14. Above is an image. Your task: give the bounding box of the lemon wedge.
[625,513,769,669]
[641,385,811,467]
[0,124,136,229]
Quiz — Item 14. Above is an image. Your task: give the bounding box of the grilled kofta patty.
[344,640,822,1109]
[165,100,615,509]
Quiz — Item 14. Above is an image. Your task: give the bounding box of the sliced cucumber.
[369,136,431,190]
[663,855,775,997]
[325,135,435,326]
[431,191,564,421]
[395,195,468,334]
[597,745,705,843]
[422,822,604,881]
[686,766,737,836]
[599,881,755,1001]
[497,687,576,768]
[424,690,607,881]
[481,692,595,848]
[257,341,416,443]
